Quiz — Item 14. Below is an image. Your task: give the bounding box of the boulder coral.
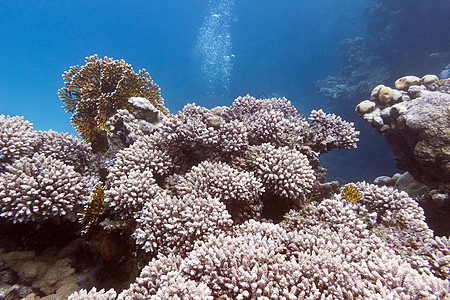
[356,74,450,190]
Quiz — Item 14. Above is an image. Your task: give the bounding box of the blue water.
[0,0,400,183]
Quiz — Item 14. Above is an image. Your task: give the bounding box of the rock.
[395,76,421,90]
[358,77,450,190]
[394,172,431,198]
[355,100,376,115]
[421,74,439,86]
[378,86,394,104]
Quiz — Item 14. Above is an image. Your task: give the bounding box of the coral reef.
[314,0,450,103]
[2,57,450,298]
[0,153,89,223]
[356,75,450,190]
[133,192,232,257]
[58,55,169,153]
[313,37,391,101]
[0,239,82,299]
[0,115,37,168]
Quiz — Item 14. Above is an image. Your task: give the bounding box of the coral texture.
[68,287,117,300]
[34,129,95,174]
[133,192,232,256]
[356,75,450,190]
[0,153,89,222]
[0,114,37,167]
[105,169,159,220]
[7,55,446,298]
[246,143,315,202]
[58,55,169,152]
[223,94,308,147]
[308,109,359,153]
[104,97,167,161]
[173,160,264,221]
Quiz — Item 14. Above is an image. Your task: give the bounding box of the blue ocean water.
[0,0,399,183]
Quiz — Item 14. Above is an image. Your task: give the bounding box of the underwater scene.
[0,0,449,298]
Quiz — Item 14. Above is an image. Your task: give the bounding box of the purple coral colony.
[0,51,449,300]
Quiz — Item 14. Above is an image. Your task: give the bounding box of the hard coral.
[223,94,308,147]
[0,114,37,167]
[173,160,264,222]
[58,55,169,153]
[0,153,89,223]
[133,191,232,257]
[356,75,450,189]
[79,182,105,235]
[341,183,361,204]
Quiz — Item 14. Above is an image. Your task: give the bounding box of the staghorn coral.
[356,182,426,226]
[173,160,264,222]
[0,153,89,223]
[133,191,233,257]
[117,219,450,299]
[155,103,248,168]
[117,254,213,300]
[105,169,159,220]
[58,55,169,152]
[8,76,445,298]
[106,134,173,187]
[68,287,117,300]
[0,114,37,167]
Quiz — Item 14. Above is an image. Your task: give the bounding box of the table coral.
[58,55,169,153]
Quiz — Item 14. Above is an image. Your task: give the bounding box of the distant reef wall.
[314,0,450,103]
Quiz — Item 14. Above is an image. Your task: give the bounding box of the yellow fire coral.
[58,54,169,152]
[341,183,361,204]
[79,182,105,235]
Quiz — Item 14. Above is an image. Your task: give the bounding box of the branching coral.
[0,153,89,223]
[155,104,248,168]
[133,191,232,257]
[79,182,105,235]
[58,55,169,152]
[105,169,159,220]
[223,94,308,147]
[246,143,315,202]
[308,109,360,153]
[341,183,362,204]
[117,219,450,299]
[173,160,264,221]
[34,129,96,174]
[0,114,37,167]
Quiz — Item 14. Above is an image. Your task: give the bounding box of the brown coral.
[58,54,169,153]
[341,183,361,204]
[79,182,105,235]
